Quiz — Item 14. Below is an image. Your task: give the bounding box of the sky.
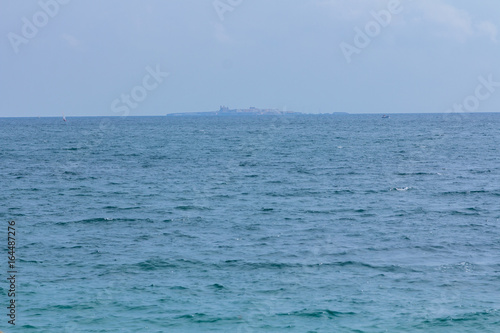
[1,0,499,117]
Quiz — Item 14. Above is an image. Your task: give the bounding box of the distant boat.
[62,113,67,122]
[382,115,390,118]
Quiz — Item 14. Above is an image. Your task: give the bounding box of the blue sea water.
[1,113,500,332]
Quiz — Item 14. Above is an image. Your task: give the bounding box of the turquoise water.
[1,114,500,332]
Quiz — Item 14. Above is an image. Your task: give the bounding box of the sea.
[1,113,499,332]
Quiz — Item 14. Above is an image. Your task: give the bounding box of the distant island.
[166,106,350,116]
[166,106,303,117]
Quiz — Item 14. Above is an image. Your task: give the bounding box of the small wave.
[304,210,333,214]
[469,169,492,174]
[391,187,410,191]
[218,260,417,273]
[55,217,112,225]
[332,189,355,194]
[449,209,482,216]
[439,261,475,273]
[338,217,357,221]
[55,217,140,225]
[395,172,436,176]
[174,205,211,211]
[331,260,419,273]
[414,245,445,252]
[208,283,225,290]
[239,161,257,167]
[295,168,313,174]
[266,192,295,198]
[174,313,236,323]
[277,308,356,318]
[134,258,177,271]
[441,190,494,196]
[421,308,499,327]
[169,286,188,290]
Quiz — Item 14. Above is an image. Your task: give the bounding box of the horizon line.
[1,111,500,118]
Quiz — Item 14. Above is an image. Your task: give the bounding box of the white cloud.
[415,0,474,42]
[406,0,498,43]
[61,33,81,48]
[476,21,498,43]
[320,0,498,43]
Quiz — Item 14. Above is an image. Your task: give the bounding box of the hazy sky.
[1,0,499,117]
